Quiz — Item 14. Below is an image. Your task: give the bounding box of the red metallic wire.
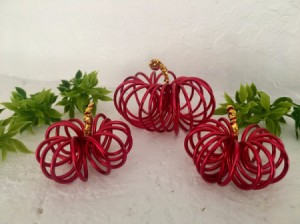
[36,114,133,184]
[184,119,289,190]
[114,71,215,134]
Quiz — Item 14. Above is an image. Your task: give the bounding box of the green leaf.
[48,109,62,118]
[95,87,112,95]
[260,91,270,111]
[273,120,281,136]
[273,97,293,105]
[58,86,67,93]
[33,90,47,104]
[235,91,241,104]
[64,104,70,113]
[276,102,293,109]
[75,70,82,79]
[69,107,75,118]
[61,80,70,88]
[224,93,234,104]
[1,102,18,111]
[11,91,23,101]
[20,124,33,134]
[0,117,13,126]
[69,109,75,118]
[291,106,300,139]
[220,103,229,107]
[26,100,36,108]
[87,71,98,87]
[266,118,275,134]
[239,105,250,114]
[7,122,31,136]
[56,97,69,106]
[0,108,5,114]
[13,114,32,124]
[1,149,7,160]
[76,95,89,112]
[38,116,45,126]
[246,84,253,100]
[65,91,79,97]
[15,87,27,99]
[92,104,97,116]
[86,88,112,96]
[239,84,247,103]
[270,108,288,120]
[279,117,287,124]
[248,101,258,108]
[0,126,5,135]
[247,114,265,123]
[214,107,227,115]
[3,143,17,152]
[9,139,32,153]
[99,95,112,101]
[35,110,44,118]
[250,83,257,96]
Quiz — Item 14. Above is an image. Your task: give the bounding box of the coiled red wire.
[114,71,215,134]
[184,118,289,190]
[36,114,133,184]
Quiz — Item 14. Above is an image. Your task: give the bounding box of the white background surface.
[0,1,300,224]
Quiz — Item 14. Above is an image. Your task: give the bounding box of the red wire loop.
[184,118,289,190]
[36,114,133,184]
[114,71,216,134]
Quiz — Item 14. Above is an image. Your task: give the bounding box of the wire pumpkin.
[114,59,216,134]
[184,105,289,190]
[36,102,133,184]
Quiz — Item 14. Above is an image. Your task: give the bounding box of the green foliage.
[215,83,295,136]
[57,70,112,118]
[0,121,31,160]
[0,69,111,162]
[291,105,300,139]
[1,88,62,133]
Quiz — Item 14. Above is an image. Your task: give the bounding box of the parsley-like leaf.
[0,121,31,160]
[214,83,296,137]
[57,70,112,118]
[1,88,61,133]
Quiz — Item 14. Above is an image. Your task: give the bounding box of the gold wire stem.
[149,59,170,84]
[226,105,239,137]
[83,102,94,136]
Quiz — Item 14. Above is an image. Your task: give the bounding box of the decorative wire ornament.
[184,105,289,190]
[114,59,216,134]
[36,102,133,184]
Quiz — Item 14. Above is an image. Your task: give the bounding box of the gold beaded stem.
[149,59,170,84]
[83,102,94,136]
[226,105,239,137]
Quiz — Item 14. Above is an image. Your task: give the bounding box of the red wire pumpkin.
[36,102,133,184]
[184,105,289,190]
[114,59,216,134]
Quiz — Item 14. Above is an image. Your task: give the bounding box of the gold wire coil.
[149,59,170,84]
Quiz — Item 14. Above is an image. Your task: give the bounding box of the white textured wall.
[1,1,300,224]
[1,0,300,98]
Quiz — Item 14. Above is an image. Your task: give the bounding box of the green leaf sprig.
[0,119,31,160]
[288,102,300,138]
[215,83,300,137]
[0,69,111,161]
[57,70,112,118]
[1,88,62,133]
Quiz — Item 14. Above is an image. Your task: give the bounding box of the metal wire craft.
[114,59,216,134]
[36,102,133,184]
[184,105,289,190]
